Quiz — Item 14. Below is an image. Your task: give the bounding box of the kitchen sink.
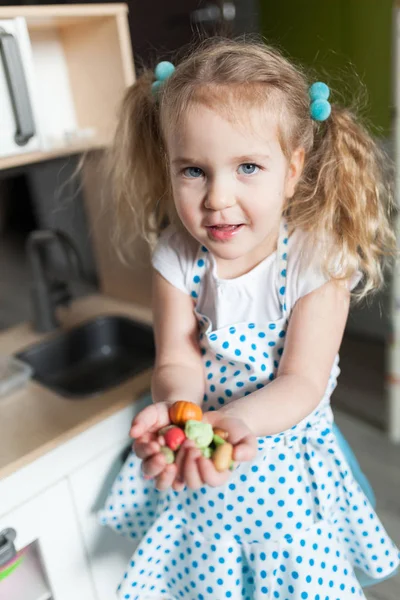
[16,315,155,398]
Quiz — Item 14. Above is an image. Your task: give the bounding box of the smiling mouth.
[205,224,244,240]
[206,224,243,230]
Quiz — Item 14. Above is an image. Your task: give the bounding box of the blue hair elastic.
[309,81,331,122]
[151,61,175,96]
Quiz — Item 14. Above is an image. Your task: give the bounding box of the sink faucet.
[27,229,84,332]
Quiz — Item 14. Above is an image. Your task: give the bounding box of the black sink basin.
[16,315,155,398]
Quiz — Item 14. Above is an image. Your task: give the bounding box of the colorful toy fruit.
[169,401,203,426]
[201,447,213,458]
[185,420,214,448]
[155,412,235,473]
[213,433,226,446]
[213,427,229,440]
[160,446,175,464]
[164,426,186,451]
[212,442,233,472]
[158,425,175,436]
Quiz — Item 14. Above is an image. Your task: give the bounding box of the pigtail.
[293,106,397,300]
[108,69,171,253]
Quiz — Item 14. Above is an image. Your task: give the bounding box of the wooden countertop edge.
[0,368,152,481]
[0,294,154,481]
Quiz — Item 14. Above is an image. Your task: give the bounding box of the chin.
[208,243,245,261]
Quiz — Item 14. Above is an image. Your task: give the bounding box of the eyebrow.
[171,154,271,166]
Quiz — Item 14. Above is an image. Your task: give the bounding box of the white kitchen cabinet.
[0,395,152,600]
[0,479,95,600]
[69,439,137,600]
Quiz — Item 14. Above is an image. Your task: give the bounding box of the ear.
[285,147,305,198]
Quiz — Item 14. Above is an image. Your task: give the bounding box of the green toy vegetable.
[185,420,214,448]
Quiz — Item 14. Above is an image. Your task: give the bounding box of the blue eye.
[238,163,259,175]
[183,167,204,178]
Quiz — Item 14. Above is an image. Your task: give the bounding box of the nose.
[204,177,236,211]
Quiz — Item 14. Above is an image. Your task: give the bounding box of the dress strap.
[276,219,289,319]
[189,244,209,306]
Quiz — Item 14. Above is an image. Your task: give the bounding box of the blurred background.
[0,2,399,600]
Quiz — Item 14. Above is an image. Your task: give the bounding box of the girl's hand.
[174,413,258,490]
[130,402,178,491]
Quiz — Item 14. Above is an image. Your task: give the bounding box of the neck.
[215,234,278,280]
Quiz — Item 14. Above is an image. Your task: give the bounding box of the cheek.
[248,179,285,214]
[174,195,197,227]
[172,183,201,218]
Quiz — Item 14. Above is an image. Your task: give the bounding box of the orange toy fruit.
[169,401,203,427]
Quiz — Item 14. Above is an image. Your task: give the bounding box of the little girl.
[99,38,400,599]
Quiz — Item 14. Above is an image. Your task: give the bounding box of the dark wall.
[259,0,393,135]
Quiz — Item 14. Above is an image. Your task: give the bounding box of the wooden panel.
[0,4,128,22]
[61,15,134,141]
[81,151,153,308]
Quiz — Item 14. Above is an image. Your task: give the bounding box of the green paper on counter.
[185,420,214,448]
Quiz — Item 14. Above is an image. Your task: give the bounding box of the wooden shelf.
[0,3,133,170]
[0,3,129,22]
[0,138,107,170]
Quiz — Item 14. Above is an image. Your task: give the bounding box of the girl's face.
[167,102,304,278]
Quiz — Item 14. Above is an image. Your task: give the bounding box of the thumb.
[130,403,170,438]
[233,436,257,462]
[130,406,157,438]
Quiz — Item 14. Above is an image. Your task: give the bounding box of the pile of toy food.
[157,401,234,472]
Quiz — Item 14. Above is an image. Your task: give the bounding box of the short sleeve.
[151,225,196,295]
[286,229,362,309]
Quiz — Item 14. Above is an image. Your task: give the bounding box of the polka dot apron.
[99,221,399,600]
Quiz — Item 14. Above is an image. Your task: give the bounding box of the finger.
[134,440,160,460]
[173,443,188,483]
[141,452,167,478]
[132,432,153,449]
[233,434,258,462]
[171,441,193,491]
[172,479,186,492]
[130,404,169,438]
[197,456,231,488]
[130,406,158,438]
[207,416,252,446]
[183,447,203,490]
[157,434,166,447]
[155,463,177,491]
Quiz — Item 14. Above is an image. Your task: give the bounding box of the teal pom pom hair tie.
[309,81,331,122]
[151,61,175,96]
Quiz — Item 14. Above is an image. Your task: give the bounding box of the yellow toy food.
[212,442,233,472]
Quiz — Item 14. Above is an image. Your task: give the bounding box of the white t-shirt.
[151,225,360,331]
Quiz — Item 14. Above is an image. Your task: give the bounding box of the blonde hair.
[109,37,396,300]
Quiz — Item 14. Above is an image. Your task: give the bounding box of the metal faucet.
[27,229,84,332]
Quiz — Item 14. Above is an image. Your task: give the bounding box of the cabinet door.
[69,440,136,600]
[0,479,95,600]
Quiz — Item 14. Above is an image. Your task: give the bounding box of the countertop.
[0,294,153,481]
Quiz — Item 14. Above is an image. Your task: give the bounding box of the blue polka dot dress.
[99,221,400,600]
